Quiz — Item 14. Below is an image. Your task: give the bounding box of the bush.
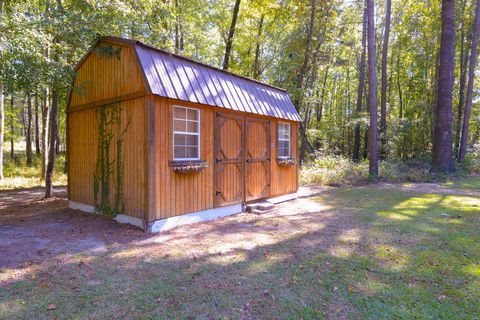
[300,155,434,186]
[459,142,480,174]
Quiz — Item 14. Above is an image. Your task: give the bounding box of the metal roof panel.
[133,40,301,122]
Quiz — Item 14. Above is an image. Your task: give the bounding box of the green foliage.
[95,45,121,60]
[300,155,442,186]
[2,0,480,181]
[0,151,67,190]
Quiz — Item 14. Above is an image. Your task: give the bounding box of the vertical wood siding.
[150,97,215,220]
[270,121,299,196]
[150,97,298,221]
[69,42,146,109]
[68,97,147,219]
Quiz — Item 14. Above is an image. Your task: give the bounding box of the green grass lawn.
[1,178,479,319]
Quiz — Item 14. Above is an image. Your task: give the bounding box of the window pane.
[278,140,290,157]
[279,123,290,140]
[185,135,198,146]
[186,146,199,159]
[174,107,186,119]
[187,121,198,133]
[187,109,198,121]
[174,134,185,145]
[174,146,186,159]
[174,119,186,132]
[173,107,200,159]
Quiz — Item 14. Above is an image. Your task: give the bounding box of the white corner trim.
[69,200,95,213]
[115,214,144,229]
[267,192,297,204]
[148,203,243,233]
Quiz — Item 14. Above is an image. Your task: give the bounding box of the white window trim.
[278,122,291,159]
[173,105,200,161]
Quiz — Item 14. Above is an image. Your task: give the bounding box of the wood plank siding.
[68,97,148,219]
[68,40,148,220]
[69,41,147,110]
[150,97,298,221]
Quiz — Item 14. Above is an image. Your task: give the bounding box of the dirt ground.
[0,187,148,269]
[1,182,477,270]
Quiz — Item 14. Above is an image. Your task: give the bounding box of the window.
[173,106,200,160]
[278,123,291,158]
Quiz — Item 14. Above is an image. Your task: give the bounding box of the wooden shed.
[67,36,301,232]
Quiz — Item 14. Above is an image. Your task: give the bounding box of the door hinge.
[216,191,222,196]
[216,158,222,164]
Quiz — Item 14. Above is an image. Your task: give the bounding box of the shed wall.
[150,97,298,221]
[68,97,148,220]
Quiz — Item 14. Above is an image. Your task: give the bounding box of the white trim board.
[69,201,143,228]
[69,200,243,233]
[69,200,95,213]
[148,203,243,233]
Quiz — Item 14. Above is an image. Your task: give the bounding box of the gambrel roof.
[104,36,301,122]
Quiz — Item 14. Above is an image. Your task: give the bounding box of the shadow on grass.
[1,184,479,319]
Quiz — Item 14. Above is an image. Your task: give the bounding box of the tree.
[45,87,58,198]
[380,0,391,158]
[455,0,469,157]
[366,0,378,176]
[35,92,40,155]
[353,1,367,162]
[223,0,241,70]
[459,0,480,162]
[0,83,4,180]
[26,92,32,166]
[432,0,455,173]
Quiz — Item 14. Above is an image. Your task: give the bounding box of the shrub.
[300,155,434,186]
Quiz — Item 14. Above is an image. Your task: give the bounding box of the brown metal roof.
[103,37,301,122]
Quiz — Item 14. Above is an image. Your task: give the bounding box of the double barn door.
[214,112,271,207]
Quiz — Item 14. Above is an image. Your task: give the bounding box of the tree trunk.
[459,0,480,162]
[45,89,58,198]
[353,1,367,162]
[174,0,183,53]
[35,92,40,155]
[380,0,391,158]
[367,0,378,176]
[222,0,241,70]
[252,14,264,79]
[397,53,403,119]
[41,88,50,180]
[10,96,14,158]
[0,83,4,180]
[317,66,329,126]
[455,0,468,158]
[26,92,33,166]
[432,0,455,173]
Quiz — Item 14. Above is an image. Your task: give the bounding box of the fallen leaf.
[348,284,354,293]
